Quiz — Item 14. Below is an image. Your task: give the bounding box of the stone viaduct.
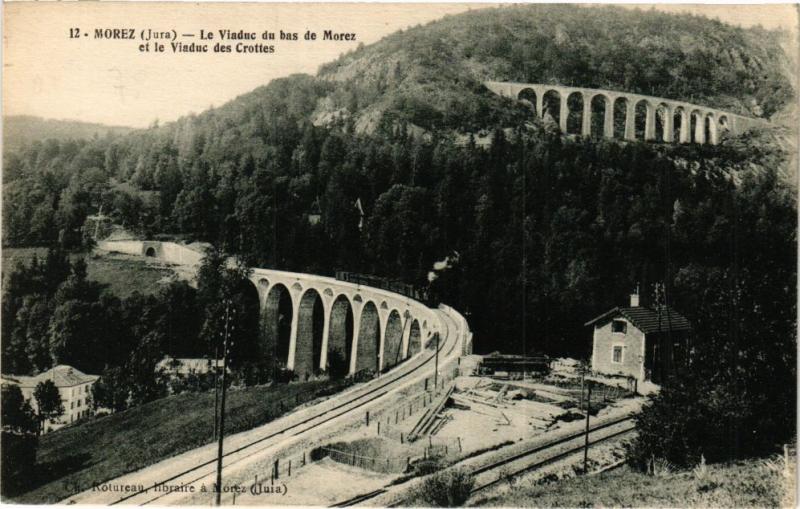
[97,240,458,379]
[250,268,442,378]
[485,81,766,145]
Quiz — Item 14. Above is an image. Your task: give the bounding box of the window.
[77,399,81,408]
[612,320,627,334]
[71,401,74,409]
[612,345,624,363]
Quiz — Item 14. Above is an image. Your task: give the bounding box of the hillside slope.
[470,456,795,508]
[3,116,134,153]
[314,4,794,132]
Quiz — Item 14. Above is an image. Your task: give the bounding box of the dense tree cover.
[1,385,38,495]
[0,4,794,460]
[320,5,793,129]
[1,384,37,434]
[2,251,201,407]
[0,246,271,413]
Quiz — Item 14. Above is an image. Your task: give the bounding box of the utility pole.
[213,345,219,440]
[215,299,235,506]
[433,332,440,390]
[583,381,592,473]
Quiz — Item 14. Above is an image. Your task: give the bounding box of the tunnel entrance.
[145,247,156,257]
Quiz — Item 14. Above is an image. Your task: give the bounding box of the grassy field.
[470,454,796,508]
[2,247,173,298]
[10,380,351,504]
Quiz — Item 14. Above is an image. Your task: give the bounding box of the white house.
[2,365,99,432]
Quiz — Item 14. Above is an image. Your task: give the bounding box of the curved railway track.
[84,308,461,505]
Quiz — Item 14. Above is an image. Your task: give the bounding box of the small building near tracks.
[586,291,691,385]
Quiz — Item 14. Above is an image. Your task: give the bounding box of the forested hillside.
[3,116,133,153]
[2,6,796,458]
[317,4,794,131]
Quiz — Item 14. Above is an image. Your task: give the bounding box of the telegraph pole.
[213,345,219,440]
[215,299,235,506]
[583,381,592,473]
[433,332,440,390]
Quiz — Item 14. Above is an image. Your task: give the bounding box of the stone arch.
[295,289,324,378]
[542,89,562,130]
[355,301,380,373]
[655,102,671,142]
[517,88,538,116]
[407,319,422,358]
[634,99,649,141]
[690,109,705,143]
[590,94,610,138]
[264,283,293,371]
[718,114,730,132]
[327,295,354,376]
[612,96,629,139]
[145,247,156,257]
[566,91,584,135]
[672,106,686,143]
[382,310,404,371]
[717,114,731,143]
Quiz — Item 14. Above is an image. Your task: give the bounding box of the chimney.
[630,284,640,307]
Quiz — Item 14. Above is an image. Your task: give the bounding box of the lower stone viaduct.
[485,81,766,145]
[251,267,444,378]
[97,240,469,379]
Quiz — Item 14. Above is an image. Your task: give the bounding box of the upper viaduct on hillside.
[485,81,766,145]
[98,240,468,379]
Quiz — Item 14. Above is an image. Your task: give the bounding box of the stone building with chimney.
[585,291,691,385]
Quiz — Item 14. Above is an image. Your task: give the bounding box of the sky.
[3,2,798,128]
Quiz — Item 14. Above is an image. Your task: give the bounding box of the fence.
[242,365,462,487]
[318,434,463,474]
[366,366,460,440]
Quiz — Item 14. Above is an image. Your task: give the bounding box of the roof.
[584,306,692,334]
[156,357,222,372]
[1,365,99,388]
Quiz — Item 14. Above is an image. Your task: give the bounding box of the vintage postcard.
[1,2,797,507]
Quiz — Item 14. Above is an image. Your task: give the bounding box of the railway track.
[469,418,635,493]
[76,308,460,505]
[330,488,388,507]
[333,414,636,507]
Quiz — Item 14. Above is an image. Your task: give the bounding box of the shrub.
[273,368,296,384]
[411,458,443,475]
[1,431,37,496]
[416,468,474,507]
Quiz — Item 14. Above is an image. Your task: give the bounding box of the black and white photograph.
[1,2,797,506]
